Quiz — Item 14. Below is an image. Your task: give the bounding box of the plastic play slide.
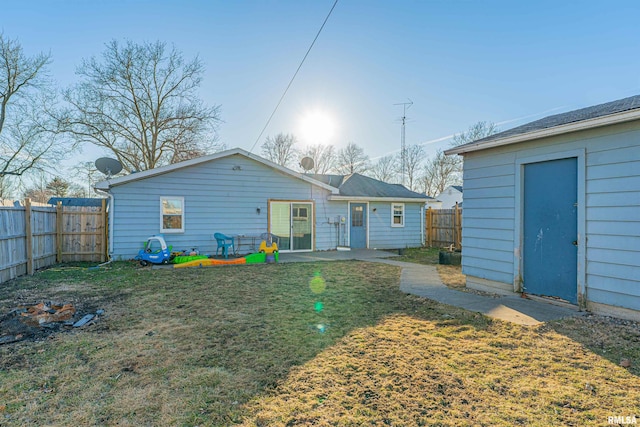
[173,252,276,269]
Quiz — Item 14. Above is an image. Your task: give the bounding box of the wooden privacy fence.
[425,205,462,249]
[0,199,107,284]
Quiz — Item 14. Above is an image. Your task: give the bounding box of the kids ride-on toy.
[258,234,278,255]
[135,234,172,266]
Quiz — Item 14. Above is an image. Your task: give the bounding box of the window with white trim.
[292,206,308,221]
[160,197,184,233]
[391,203,404,227]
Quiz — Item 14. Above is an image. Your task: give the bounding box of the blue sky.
[3,0,640,168]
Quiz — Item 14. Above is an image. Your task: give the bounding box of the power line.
[249,0,339,153]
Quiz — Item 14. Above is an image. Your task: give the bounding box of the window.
[391,203,404,227]
[352,205,363,227]
[292,206,308,221]
[160,197,184,233]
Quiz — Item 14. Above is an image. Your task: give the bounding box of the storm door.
[350,203,367,248]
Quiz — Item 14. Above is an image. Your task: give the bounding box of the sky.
[3,0,640,176]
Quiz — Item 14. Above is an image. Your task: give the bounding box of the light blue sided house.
[95,148,428,260]
[446,94,640,321]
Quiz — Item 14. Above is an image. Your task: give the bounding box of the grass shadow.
[1,259,638,426]
[1,260,442,425]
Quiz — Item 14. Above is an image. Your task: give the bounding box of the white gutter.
[421,205,425,246]
[445,108,640,155]
[329,195,430,203]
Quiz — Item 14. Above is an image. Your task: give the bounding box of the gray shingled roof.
[312,173,429,199]
[47,197,106,207]
[307,174,345,188]
[469,94,640,146]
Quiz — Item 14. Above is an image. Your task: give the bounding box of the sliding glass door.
[270,202,292,251]
[269,201,313,252]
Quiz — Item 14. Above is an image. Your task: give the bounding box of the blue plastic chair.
[214,233,234,258]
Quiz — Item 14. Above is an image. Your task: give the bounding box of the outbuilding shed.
[446,95,640,320]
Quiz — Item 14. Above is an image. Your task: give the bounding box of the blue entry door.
[523,157,578,303]
[350,203,367,248]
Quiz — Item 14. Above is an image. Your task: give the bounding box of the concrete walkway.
[279,249,583,326]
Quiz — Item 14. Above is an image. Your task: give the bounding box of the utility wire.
[249,0,339,153]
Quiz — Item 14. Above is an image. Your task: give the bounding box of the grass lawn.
[0,258,638,426]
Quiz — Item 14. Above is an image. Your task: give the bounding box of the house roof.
[95,148,429,202]
[446,94,640,155]
[315,173,430,201]
[94,148,339,194]
[307,174,345,187]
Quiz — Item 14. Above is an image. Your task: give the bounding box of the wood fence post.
[454,202,461,249]
[426,207,433,247]
[25,198,34,275]
[56,201,63,263]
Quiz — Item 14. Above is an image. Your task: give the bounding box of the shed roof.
[447,94,640,155]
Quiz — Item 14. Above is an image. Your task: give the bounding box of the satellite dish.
[95,157,123,178]
[300,157,315,172]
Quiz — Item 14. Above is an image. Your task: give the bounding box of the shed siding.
[461,121,640,312]
[585,135,640,310]
[110,154,342,258]
[461,152,515,284]
[367,202,424,249]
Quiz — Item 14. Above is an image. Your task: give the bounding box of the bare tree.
[0,176,15,199]
[22,173,51,203]
[63,40,221,173]
[66,183,87,198]
[448,121,498,175]
[261,133,298,168]
[335,142,369,175]
[452,121,497,146]
[297,144,335,174]
[368,155,397,182]
[420,121,498,196]
[421,149,461,197]
[402,144,426,191]
[0,33,70,178]
[72,161,99,197]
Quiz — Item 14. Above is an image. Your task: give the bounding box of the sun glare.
[299,110,336,144]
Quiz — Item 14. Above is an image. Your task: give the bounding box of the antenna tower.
[394,99,413,186]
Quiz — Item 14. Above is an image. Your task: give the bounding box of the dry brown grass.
[0,260,638,426]
[240,313,639,426]
[436,264,467,289]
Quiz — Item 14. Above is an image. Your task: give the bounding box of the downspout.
[420,204,425,246]
[95,188,114,262]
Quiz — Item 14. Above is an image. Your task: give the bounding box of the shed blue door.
[350,203,367,248]
[523,157,578,303]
